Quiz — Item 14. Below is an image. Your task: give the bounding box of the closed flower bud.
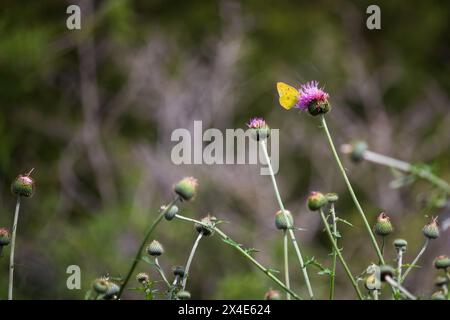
[275,210,293,230]
[341,141,368,163]
[379,265,395,282]
[0,228,11,246]
[176,290,191,300]
[136,272,149,284]
[164,205,179,221]
[393,239,407,252]
[264,289,281,300]
[374,212,393,237]
[307,191,328,211]
[434,255,450,270]
[105,282,120,298]
[92,278,109,294]
[147,240,164,256]
[247,118,270,141]
[431,291,446,300]
[364,273,378,291]
[423,217,440,239]
[434,276,449,287]
[173,266,185,277]
[195,215,215,236]
[174,177,198,202]
[11,170,35,197]
[325,193,339,203]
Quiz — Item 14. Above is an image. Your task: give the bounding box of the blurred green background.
[0,0,449,299]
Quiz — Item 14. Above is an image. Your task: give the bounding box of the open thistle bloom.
[247,117,270,141]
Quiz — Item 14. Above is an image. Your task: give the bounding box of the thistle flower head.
[147,240,164,256]
[176,290,191,300]
[247,117,270,141]
[434,255,450,270]
[374,212,393,236]
[164,204,179,221]
[195,214,216,236]
[423,216,440,239]
[274,210,294,230]
[0,228,10,246]
[92,277,109,294]
[296,81,330,116]
[306,191,328,211]
[136,272,149,284]
[11,169,35,197]
[393,238,407,252]
[173,265,186,277]
[174,177,198,202]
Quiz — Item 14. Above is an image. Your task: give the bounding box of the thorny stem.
[319,208,364,299]
[182,233,203,290]
[401,239,429,283]
[174,214,302,300]
[154,258,171,288]
[321,116,385,265]
[8,197,21,300]
[283,231,291,300]
[117,196,179,299]
[385,276,417,300]
[260,140,314,299]
[329,203,338,300]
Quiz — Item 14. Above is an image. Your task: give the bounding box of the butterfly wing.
[277,82,299,110]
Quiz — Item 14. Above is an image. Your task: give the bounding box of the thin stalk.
[8,197,21,300]
[319,208,364,299]
[283,231,291,300]
[154,258,171,288]
[182,233,203,290]
[385,276,417,300]
[372,290,379,300]
[174,214,302,300]
[329,203,338,300]
[260,140,314,299]
[117,196,179,299]
[380,237,385,263]
[321,116,385,265]
[396,250,403,287]
[401,239,429,283]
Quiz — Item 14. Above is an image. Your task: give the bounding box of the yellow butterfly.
[277,82,299,110]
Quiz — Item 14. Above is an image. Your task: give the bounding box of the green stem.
[385,276,416,300]
[182,233,203,290]
[174,214,302,300]
[8,197,21,300]
[329,204,338,300]
[260,140,314,299]
[380,237,385,265]
[283,231,291,300]
[117,196,179,299]
[319,208,364,300]
[154,258,171,288]
[321,116,385,265]
[401,239,429,283]
[372,289,379,300]
[396,250,403,287]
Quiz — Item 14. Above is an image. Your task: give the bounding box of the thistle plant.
[248,117,314,299]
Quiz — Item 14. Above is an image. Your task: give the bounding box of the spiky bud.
[393,239,407,252]
[364,273,378,291]
[147,240,164,256]
[11,170,35,197]
[164,205,179,221]
[173,266,186,277]
[379,265,395,282]
[374,212,393,237]
[431,291,446,300]
[105,282,120,298]
[247,118,270,141]
[92,278,109,294]
[136,272,149,284]
[434,255,450,270]
[325,193,339,203]
[434,276,449,287]
[307,191,328,211]
[195,215,215,236]
[422,217,440,240]
[0,228,11,246]
[274,210,294,230]
[177,290,191,300]
[264,289,281,300]
[174,177,198,202]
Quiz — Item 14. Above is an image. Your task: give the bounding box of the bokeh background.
[0,0,449,299]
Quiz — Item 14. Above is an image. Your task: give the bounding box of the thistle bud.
[434,255,450,270]
[422,217,440,239]
[173,266,186,277]
[434,276,449,287]
[195,215,215,236]
[136,272,149,284]
[264,289,281,300]
[247,117,270,141]
[393,239,407,252]
[147,240,164,256]
[174,177,198,202]
[325,193,339,203]
[379,265,395,282]
[92,278,109,294]
[274,210,294,230]
[431,291,446,300]
[176,290,191,300]
[164,205,179,221]
[364,273,378,291]
[374,212,393,237]
[11,170,35,197]
[105,282,120,298]
[307,191,328,211]
[0,228,11,246]
[341,141,368,163]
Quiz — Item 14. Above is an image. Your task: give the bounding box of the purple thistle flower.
[296,81,329,110]
[247,117,267,129]
[247,117,270,141]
